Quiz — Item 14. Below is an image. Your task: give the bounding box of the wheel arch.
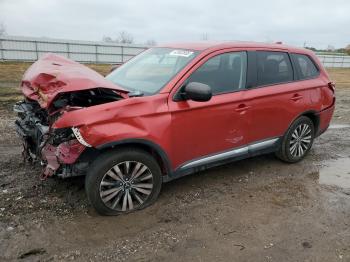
[288,110,320,136]
[300,110,320,135]
[94,139,172,176]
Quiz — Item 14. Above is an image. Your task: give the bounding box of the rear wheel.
[276,116,315,163]
[85,148,162,215]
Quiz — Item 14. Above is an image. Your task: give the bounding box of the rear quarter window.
[291,54,319,80]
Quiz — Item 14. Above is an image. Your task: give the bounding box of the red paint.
[22,53,128,108]
[41,144,60,177]
[57,140,86,164]
[41,139,85,177]
[21,42,335,173]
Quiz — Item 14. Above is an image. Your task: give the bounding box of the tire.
[276,116,315,163]
[85,148,162,215]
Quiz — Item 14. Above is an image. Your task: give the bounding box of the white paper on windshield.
[169,50,194,57]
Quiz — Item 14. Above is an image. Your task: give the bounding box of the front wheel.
[276,116,315,163]
[85,148,162,215]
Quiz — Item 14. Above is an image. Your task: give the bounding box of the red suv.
[14,42,335,215]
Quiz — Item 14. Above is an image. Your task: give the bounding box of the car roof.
[158,41,309,53]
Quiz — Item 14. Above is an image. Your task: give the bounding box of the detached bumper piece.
[41,139,86,178]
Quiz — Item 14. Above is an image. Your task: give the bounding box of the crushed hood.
[21,53,128,108]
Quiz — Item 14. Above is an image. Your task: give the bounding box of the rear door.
[244,50,314,143]
[291,53,329,109]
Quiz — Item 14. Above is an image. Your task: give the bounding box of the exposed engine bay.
[14,88,124,178]
[52,88,123,109]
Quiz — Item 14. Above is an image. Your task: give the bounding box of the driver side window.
[186,52,247,95]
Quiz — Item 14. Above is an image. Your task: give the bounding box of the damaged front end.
[14,54,128,178]
[14,98,125,179]
[14,100,87,178]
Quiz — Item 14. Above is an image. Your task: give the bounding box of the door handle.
[235,104,251,112]
[290,94,303,101]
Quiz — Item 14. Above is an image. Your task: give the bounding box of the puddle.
[329,124,350,129]
[319,158,350,189]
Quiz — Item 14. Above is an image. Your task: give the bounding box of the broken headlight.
[52,128,75,146]
[71,127,92,147]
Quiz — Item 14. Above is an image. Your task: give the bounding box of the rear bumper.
[316,101,335,137]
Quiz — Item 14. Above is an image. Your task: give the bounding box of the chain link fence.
[316,54,350,68]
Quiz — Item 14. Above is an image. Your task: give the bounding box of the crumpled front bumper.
[14,101,88,178]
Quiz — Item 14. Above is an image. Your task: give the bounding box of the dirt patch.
[327,68,350,89]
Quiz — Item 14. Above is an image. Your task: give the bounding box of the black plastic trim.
[246,51,258,88]
[96,139,172,175]
[163,137,281,183]
[288,52,298,81]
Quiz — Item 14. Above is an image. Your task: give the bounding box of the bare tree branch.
[145,39,157,46]
[117,31,133,44]
[0,22,7,37]
[102,35,114,43]
[102,31,134,44]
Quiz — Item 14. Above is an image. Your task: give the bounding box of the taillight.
[328,81,335,93]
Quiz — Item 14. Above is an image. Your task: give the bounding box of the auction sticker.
[169,50,194,57]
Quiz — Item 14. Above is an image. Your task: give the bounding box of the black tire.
[276,116,315,163]
[85,148,162,215]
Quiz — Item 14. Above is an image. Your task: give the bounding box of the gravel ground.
[0,89,349,262]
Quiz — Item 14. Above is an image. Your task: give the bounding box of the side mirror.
[183,82,212,102]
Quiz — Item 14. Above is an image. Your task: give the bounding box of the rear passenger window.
[292,54,319,80]
[187,52,247,95]
[257,51,293,86]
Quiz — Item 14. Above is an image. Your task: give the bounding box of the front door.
[168,51,251,169]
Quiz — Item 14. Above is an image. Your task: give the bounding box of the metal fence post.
[0,38,3,60]
[34,40,39,60]
[121,46,124,63]
[95,45,98,63]
[67,42,70,58]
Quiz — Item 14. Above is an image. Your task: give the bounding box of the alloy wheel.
[99,161,154,212]
[289,123,312,158]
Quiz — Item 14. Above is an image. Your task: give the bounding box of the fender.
[96,138,172,176]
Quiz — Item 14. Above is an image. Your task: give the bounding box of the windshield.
[106,48,198,95]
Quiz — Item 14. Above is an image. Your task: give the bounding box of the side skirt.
[163,137,280,183]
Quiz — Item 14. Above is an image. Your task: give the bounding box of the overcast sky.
[0,0,349,49]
